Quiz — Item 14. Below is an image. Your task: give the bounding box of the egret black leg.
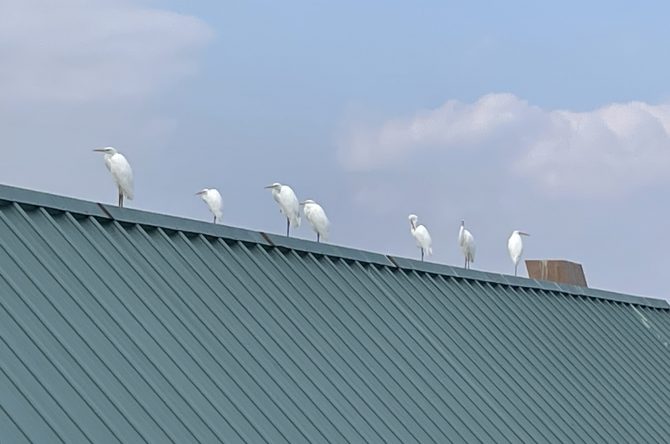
[286,218,290,237]
[421,249,424,262]
[317,233,320,243]
[118,192,123,208]
[213,215,216,224]
[515,263,518,276]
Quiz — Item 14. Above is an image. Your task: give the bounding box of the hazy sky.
[2,0,670,300]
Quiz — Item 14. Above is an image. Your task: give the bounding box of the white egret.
[265,182,300,237]
[93,147,133,207]
[458,220,476,269]
[301,199,329,242]
[508,230,530,276]
[409,214,432,261]
[196,188,223,223]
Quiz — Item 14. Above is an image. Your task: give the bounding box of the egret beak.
[195,191,205,196]
[264,185,274,189]
[520,232,530,236]
[93,148,105,152]
[299,201,306,206]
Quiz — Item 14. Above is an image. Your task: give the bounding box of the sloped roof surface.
[1,184,670,443]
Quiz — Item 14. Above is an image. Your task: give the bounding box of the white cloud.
[0,1,214,210]
[338,94,670,196]
[0,0,213,102]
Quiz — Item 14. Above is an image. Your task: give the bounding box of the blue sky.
[2,0,670,299]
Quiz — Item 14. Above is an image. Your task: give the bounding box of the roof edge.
[2,184,668,310]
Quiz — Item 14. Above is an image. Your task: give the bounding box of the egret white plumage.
[409,214,432,261]
[265,182,300,236]
[196,188,223,223]
[508,230,530,276]
[458,220,476,269]
[301,199,329,242]
[93,147,133,207]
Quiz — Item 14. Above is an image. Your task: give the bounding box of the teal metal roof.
[1,184,669,443]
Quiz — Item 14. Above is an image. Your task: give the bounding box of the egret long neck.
[271,188,281,203]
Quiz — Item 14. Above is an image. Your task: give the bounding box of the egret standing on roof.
[409,214,432,261]
[265,182,300,237]
[301,199,329,243]
[196,188,223,223]
[93,147,133,207]
[458,220,476,269]
[508,230,530,276]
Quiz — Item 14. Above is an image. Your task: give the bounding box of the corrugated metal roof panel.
[1,184,669,443]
